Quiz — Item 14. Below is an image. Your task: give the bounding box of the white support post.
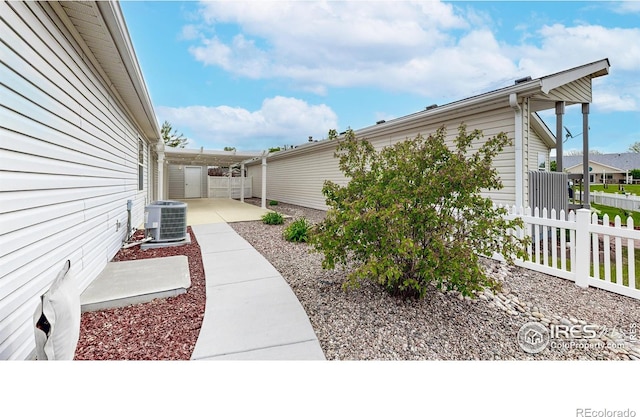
[574,208,591,288]
[261,156,267,209]
[240,162,245,202]
[228,166,232,199]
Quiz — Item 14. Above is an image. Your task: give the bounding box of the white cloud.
[189,34,269,78]
[594,89,639,112]
[179,24,200,41]
[514,24,640,74]
[182,1,639,117]
[611,1,640,14]
[186,0,484,96]
[156,96,338,151]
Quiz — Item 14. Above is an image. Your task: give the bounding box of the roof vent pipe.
[376,120,385,125]
[426,104,438,110]
[515,76,532,84]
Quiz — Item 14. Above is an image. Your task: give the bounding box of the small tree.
[629,142,640,153]
[311,125,528,299]
[161,121,188,148]
[224,146,236,151]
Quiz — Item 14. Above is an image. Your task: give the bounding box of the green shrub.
[262,212,284,225]
[310,125,529,299]
[269,200,279,206]
[284,218,312,242]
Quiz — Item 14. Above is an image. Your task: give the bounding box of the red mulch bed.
[74,227,205,360]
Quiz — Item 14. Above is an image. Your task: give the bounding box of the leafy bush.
[284,218,312,242]
[262,212,284,225]
[310,125,528,299]
[269,200,279,206]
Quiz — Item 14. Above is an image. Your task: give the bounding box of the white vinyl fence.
[501,205,640,300]
[208,176,252,199]
[589,191,640,212]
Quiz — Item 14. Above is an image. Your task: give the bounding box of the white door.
[184,166,202,198]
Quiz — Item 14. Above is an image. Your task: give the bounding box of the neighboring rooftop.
[557,153,640,171]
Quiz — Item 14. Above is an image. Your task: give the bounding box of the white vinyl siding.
[248,163,263,198]
[168,164,185,199]
[255,146,346,210]
[249,104,518,210]
[0,2,153,359]
[536,77,592,103]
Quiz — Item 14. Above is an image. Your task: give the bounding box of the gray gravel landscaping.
[236,198,640,360]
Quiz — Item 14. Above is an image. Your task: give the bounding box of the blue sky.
[120,1,640,153]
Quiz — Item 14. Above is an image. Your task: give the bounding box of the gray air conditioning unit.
[144,200,187,242]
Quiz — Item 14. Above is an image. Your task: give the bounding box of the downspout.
[509,93,524,208]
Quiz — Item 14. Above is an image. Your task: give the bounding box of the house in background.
[0,1,163,359]
[562,153,640,184]
[244,59,610,211]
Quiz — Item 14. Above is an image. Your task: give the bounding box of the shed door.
[184,166,202,198]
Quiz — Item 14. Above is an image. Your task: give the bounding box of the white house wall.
[364,105,517,206]
[0,2,154,359]
[249,104,518,210]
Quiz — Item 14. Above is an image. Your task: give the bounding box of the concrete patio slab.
[80,255,190,312]
[178,198,278,225]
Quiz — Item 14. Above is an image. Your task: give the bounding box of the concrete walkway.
[190,222,325,360]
